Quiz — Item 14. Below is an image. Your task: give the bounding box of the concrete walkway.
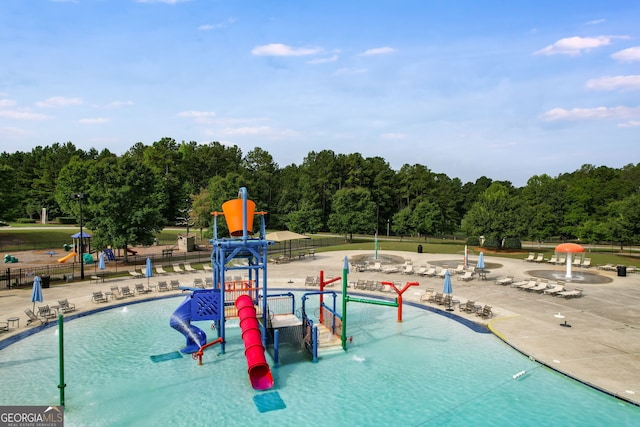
[1,249,639,405]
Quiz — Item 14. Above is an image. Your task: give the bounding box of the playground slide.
[235,295,274,391]
[170,296,207,354]
[57,252,77,263]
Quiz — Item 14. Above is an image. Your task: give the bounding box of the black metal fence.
[0,237,341,290]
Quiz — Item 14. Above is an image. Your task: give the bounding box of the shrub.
[503,237,522,250]
[58,217,77,225]
[466,236,480,246]
[482,235,501,249]
[16,218,37,223]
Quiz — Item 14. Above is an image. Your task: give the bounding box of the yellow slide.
[57,252,77,263]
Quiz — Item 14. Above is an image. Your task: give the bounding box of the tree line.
[1,138,639,251]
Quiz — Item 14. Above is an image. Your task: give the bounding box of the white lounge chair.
[581,258,592,268]
[414,266,427,276]
[184,263,197,273]
[401,264,414,275]
[543,284,566,295]
[423,267,436,277]
[367,262,382,272]
[452,264,465,274]
[558,287,584,298]
[172,263,185,274]
[457,271,474,281]
[516,280,538,290]
[494,276,513,286]
[524,252,535,262]
[533,253,544,263]
[527,281,550,293]
[155,265,169,275]
[382,265,400,274]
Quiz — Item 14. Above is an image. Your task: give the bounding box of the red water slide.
[235,295,274,390]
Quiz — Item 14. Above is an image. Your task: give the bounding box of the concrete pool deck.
[1,249,639,406]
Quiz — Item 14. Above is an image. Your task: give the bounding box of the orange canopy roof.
[555,243,585,253]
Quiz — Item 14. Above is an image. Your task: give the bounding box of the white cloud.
[35,96,82,108]
[308,55,339,64]
[251,43,322,56]
[586,19,605,25]
[541,106,640,121]
[0,99,16,107]
[618,120,640,128]
[0,126,31,138]
[359,47,396,56]
[198,18,235,31]
[534,36,618,56]
[219,126,297,138]
[104,100,134,108]
[77,117,110,124]
[178,110,217,124]
[0,110,50,120]
[381,132,407,140]
[612,46,640,63]
[334,67,368,76]
[586,75,640,91]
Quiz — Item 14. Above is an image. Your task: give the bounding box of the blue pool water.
[0,292,638,426]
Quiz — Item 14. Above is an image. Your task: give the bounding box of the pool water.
[0,293,638,426]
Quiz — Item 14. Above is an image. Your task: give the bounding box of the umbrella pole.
[58,314,66,406]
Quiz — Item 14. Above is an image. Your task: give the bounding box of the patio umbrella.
[477,252,485,270]
[98,252,106,271]
[145,257,153,287]
[442,270,454,311]
[31,275,43,312]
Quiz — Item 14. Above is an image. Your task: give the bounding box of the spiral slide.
[170,296,207,354]
[235,295,274,391]
[57,252,77,263]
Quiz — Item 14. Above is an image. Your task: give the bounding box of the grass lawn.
[1,226,638,268]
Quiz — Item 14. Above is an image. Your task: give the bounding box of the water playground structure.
[168,187,417,391]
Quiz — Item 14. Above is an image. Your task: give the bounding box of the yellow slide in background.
[57,252,77,263]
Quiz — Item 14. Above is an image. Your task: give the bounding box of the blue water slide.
[170,296,207,353]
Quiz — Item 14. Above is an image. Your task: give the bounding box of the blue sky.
[1,0,638,187]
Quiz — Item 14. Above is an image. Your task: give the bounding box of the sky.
[1,0,639,187]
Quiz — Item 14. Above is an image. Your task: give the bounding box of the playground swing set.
[162,187,418,392]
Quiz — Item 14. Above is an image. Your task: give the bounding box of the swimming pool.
[1,292,638,426]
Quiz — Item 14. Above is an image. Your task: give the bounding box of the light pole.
[387,219,390,237]
[71,193,85,280]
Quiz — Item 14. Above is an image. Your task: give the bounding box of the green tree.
[411,199,440,240]
[191,188,214,240]
[242,147,278,214]
[0,164,19,220]
[461,182,519,248]
[327,188,376,241]
[391,207,412,239]
[56,155,167,259]
[607,194,640,249]
[286,200,323,234]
